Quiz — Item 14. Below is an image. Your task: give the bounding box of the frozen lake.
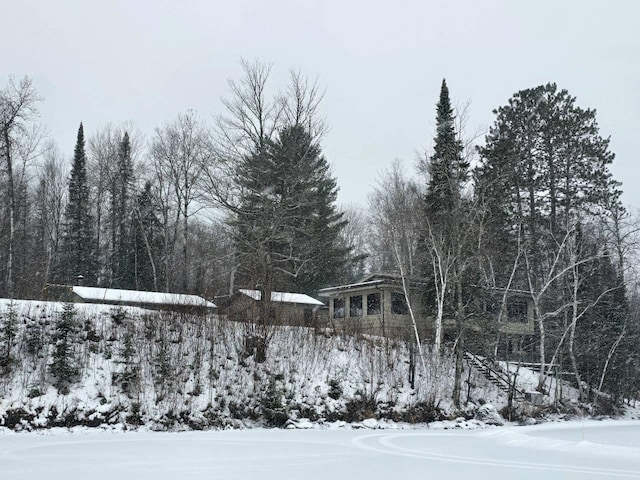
[1,421,639,479]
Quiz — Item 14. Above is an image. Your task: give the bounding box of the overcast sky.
[3,0,639,209]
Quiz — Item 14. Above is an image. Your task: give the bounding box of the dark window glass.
[507,300,528,323]
[391,292,408,315]
[367,293,381,315]
[486,301,499,315]
[350,295,363,317]
[333,298,345,318]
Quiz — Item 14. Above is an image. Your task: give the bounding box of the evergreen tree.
[232,124,348,295]
[476,84,626,393]
[60,123,96,284]
[421,79,473,405]
[110,132,135,288]
[268,125,349,292]
[424,79,469,224]
[0,301,18,373]
[574,244,629,398]
[476,83,621,254]
[133,181,162,291]
[49,302,79,394]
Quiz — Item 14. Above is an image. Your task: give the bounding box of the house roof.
[318,273,428,296]
[72,286,216,308]
[238,289,324,306]
[317,279,387,295]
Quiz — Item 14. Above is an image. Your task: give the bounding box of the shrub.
[328,378,343,400]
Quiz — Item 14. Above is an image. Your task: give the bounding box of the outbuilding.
[43,284,216,314]
[222,289,326,327]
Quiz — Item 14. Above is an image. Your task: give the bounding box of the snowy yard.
[1,421,639,479]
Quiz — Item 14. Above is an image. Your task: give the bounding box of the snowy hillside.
[0,298,588,431]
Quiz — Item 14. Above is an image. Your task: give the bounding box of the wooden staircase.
[464,352,525,399]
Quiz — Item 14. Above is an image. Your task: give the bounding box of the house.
[43,284,216,313]
[220,289,327,327]
[318,273,425,338]
[318,273,535,340]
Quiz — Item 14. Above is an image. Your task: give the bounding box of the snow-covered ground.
[1,420,639,479]
[1,298,511,429]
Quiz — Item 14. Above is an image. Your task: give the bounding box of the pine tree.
[477,83,621,247]
[476,84,626,394]
[232,124,349,295]
[268,125,349,292]
[60,123,96,284]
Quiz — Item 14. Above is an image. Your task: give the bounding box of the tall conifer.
[425,79,468,224]
[60,123,96,284]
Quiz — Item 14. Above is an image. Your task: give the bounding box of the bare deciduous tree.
[34,143,68,287]
[150,111,208,292]
[0,76,43,296]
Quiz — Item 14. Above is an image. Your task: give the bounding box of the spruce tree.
[60,123,96,284]
[575,245,629,398]
[421,79,472,406]
[49,302,79,394]
[424,79,468,224]
[133,181,162,291]
[110,132,135,288]
[0,301,18,374]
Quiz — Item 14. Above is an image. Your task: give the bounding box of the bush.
[261,377,290,427]
[328,378,343,400]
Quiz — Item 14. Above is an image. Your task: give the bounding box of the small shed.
[43,284,216,313]
[225,289,326,327]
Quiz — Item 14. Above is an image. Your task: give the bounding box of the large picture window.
[333,298,345,318]
[367,293,381,315]
[350,295,363,317]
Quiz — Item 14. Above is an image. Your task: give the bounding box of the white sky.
[3,0,639,209]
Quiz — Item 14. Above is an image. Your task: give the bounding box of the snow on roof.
[238,289,324,306]
[317,280,384,296]
[72,286,216,308]
[318,273,429,296]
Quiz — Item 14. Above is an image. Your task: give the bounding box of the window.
[486,301,499,315]
[391,292,408,315]
[350,295,363,317]
[333,298,345,318]
[367,293,381,315]
[507,300,528,323]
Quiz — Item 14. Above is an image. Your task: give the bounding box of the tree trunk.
[3,129,15,297]
[452,277,464,407]
[182,204,189,292]
[535,300,547,392]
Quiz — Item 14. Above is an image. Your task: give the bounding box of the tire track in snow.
[352,432,640,478]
